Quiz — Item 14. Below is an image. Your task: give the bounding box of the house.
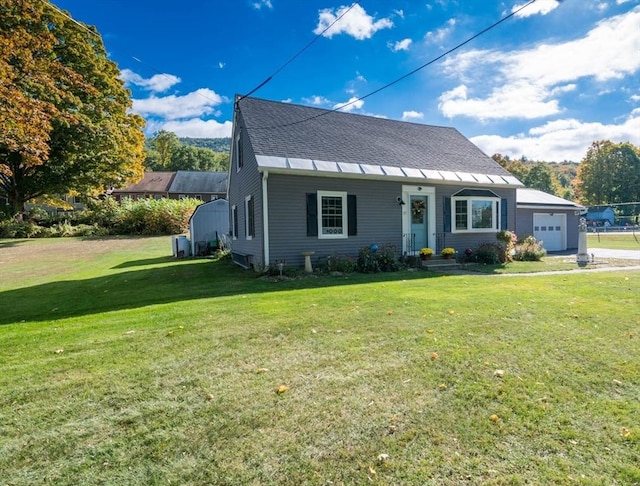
[227,96,523,269]
[516,188,585,251]
[113,171,227,201]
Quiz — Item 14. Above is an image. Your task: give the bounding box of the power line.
[238,1,361,102]
[242,0,542,130]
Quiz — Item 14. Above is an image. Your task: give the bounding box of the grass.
[1,237,639,485]
[588,231,640,250]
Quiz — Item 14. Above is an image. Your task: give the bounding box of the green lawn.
[588,231,640,250]
[1,238,639,485]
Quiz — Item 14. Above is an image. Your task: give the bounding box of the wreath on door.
[412,199,425,217]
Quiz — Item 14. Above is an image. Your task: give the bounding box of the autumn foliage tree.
[0,0,145,216]
[575,141,640,205]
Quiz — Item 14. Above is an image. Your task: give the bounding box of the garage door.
[533,213,566,251]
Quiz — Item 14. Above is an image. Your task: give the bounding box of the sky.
[51,0,640,163]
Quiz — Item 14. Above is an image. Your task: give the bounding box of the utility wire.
[237,1,361,102]
[242,0,542,130]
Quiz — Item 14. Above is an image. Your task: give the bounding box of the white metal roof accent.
[471,173,492,184]
[422,169,443,180]
[402,167,425,178]
[256,155,287,168]
[439,171,461,181]
[381,165,405,177]
[255,155,523,186]
[457,172,477,182]
[337,162,364,174]
[360,164,386,175]
[287,158,315,170]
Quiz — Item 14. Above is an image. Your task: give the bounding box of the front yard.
[1,237,638,484]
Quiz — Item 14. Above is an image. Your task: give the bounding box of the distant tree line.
[493,140,640,206]
[144,131,230,172]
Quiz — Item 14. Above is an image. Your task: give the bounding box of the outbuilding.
[189,198,229,256]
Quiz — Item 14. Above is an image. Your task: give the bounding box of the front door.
[409,195,428,253]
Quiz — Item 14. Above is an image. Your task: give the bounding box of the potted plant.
[419,247,433,260]
[441,247,456,259]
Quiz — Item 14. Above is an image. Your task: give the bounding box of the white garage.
[533,213,566,251]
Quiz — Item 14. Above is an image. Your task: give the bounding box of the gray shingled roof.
[114,172,175,193]
[237,97,518,183]
[169,171,227,194]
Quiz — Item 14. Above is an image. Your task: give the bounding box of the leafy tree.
[524,163,557,194]
[146,130,180,170]
[0,0,145,216]
[145,131,229,171]
[576,141,640,205]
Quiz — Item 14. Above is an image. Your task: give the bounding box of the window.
[452,195,500,232]
[235,134,243,171]
[317,191,347,239]
[245,195,254,239]
[231,205,238,239]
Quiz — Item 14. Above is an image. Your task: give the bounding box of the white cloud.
[512,0,561,18]
[471,112,640,161]
[333,97,365,112]
[252,0,272,10]
[132,88,225,120]
[424,18,456,45]
[439,7,640,121]
[402,111,424,121]
[218,62,225,69]
[314,4,393,40]
[146,118,233,138]
[120,69,180,93]
[389,38,412,52]
[303,95,331,106]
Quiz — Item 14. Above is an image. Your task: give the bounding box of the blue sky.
[52,0,640,162]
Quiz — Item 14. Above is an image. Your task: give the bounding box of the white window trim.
[235,134,243,173]
[451,196,500,233]
[231,205,238,240]
[317,190,348,240]
[244,195,253,240]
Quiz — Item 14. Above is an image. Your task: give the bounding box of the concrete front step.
[421,257,462,271]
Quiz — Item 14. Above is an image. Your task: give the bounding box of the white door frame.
[401,185,436,255]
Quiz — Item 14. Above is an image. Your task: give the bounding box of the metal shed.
[189,199,229,256]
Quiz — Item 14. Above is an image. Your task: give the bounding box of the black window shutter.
[306,193,318,236]
[501,198,508,230]
[443,197,451,232]
[347,195,357,236]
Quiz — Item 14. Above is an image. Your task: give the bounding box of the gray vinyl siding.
[436,186,518,253]
[516,208,581,250]
[266,176,519,266]
[227,120,265,267]
[267,175,402,267]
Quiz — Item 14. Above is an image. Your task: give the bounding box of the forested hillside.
[179,137,231,153]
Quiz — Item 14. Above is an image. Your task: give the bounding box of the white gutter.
[262,171,270,266]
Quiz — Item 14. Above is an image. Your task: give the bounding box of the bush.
[513,235,547,261]
[0,221,42,238]
[470,243,503,265]
[356,245,403,273]
[326,253,356,273]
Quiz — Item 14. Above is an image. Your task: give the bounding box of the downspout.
[262,171,270,266]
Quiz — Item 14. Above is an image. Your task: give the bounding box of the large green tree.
[144,131,229,172]
[576,141,640,205]
[0,0,145,215]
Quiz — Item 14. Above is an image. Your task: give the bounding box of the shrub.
[471,243,503,265]
[0,221,42,238]
[356,245,403,273]
[326,253,356,273]
[513,235,547,261]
